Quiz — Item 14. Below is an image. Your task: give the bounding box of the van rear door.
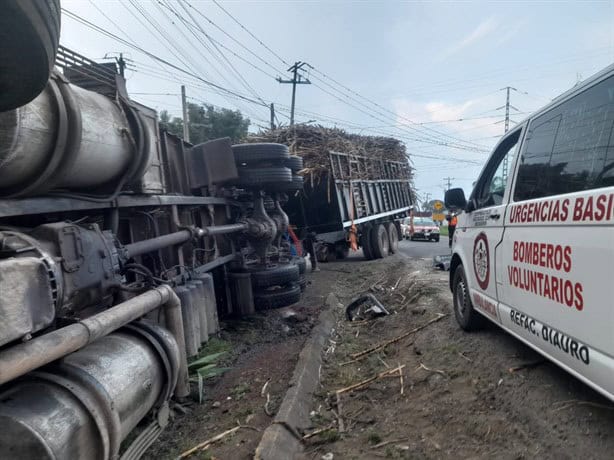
[497,72,614,399]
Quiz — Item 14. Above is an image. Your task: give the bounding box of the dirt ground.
[145,253,614,459]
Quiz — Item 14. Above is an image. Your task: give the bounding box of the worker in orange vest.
[446,212,458,248]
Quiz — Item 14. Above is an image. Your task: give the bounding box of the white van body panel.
[451,64,614,401]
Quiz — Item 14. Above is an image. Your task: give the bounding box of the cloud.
[439,17,499,60]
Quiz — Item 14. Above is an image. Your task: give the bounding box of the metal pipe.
[124,230,192,258]
[124,224,248,258]
[0,285,189,399]
[199,222,248,236]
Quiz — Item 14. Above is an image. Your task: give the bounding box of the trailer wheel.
[335,242,350,259]
[233,143,289,164]
[285,155,304,172]
[387,222,399,254]
[254,284,301,310]
[360,227,374,260]
[1,0,61,111]
[246,263,300,289]
[370,224,389,259]
[235,167,292,187]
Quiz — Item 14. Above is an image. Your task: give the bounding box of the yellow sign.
[432,213,445,222]
[433,200,444,211]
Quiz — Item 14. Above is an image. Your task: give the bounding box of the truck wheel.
[298,275,307,291]
[254,284,301,310]
[1,0,61,111]
[360,227,374,260]
[291,256,306,274]
[387,222,399,254]
[236,167,292,187]
[335,242,349,259]
[233,143,289,164]
[452,265,484,331]
[285,156,303,172]
[370,224,389,259]
[247,264,299,289]
[267,175,303,192]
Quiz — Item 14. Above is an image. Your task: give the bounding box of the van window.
[473,130,520,209]
[514,75,614,201]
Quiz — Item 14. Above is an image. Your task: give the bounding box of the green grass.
[439,226,449,237]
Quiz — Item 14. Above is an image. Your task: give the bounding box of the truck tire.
[292,256,307,274]
[1,0,61,111]
[370,224,389,259]
[268,175,303,192]
[387,222,399,254]
[254,284,301,310]
[233,143,289,164]
[247,264,300,289]
[335,242,350,259]
[360,227,374,260]
[452,265,485,331]
[298,275,307,291]
[236,167,292,186]
[285,156,304,172]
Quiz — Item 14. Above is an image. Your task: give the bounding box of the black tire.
[298,276,307,292]
[285,155,304,172]
[1,0,61,111]
[235,167,292,187]
[452,265,485,331]
[233,143,289,164]
[370,224,389,259]
[267,175,304,192]
[387,222,399,254]
[360,227,374,260]
[335,242,350,259]
[254,284,301,310]
[292,256,307,274]
[245,263,300,289]
[433,236,440,242]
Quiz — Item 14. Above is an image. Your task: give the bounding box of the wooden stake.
[350,314,447,359]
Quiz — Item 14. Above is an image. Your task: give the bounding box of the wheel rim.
[455,275,468,317]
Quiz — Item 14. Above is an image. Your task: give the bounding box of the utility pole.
[181,85,190,142]
[270,103,275,130]
[277,61,311,126]
[117,53,126,78]
[443,177,454,191]
[498,86,519,181]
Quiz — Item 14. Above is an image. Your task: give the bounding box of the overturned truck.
[248,126,415,261]
[0,44,306,459]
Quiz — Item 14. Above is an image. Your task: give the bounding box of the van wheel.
[452,265,484,331]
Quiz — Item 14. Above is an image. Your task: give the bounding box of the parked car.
[401,217,440,242]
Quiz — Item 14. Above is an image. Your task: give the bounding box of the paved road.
[397,236,451,260]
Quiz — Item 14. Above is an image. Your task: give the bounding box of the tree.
[159,103,250,144]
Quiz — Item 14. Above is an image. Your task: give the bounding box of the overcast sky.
[60,0,614,205]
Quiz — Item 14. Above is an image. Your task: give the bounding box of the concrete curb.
[254,294,339,460]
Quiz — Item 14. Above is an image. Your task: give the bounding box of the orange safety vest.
[450,216,458,227]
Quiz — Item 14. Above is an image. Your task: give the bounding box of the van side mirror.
[444,188,467,210]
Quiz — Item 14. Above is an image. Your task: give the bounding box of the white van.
[445,63,614,401]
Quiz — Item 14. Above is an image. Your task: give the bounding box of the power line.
[61,8,268,106]
[210,0,290,67]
